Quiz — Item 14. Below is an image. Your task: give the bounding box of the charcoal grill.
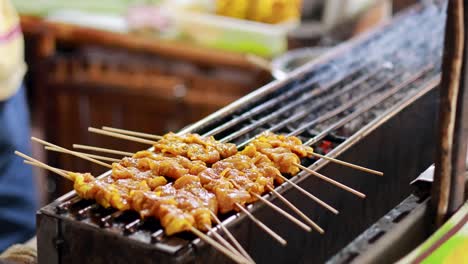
[36,2,446,263]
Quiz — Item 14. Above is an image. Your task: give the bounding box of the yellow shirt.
[0,0,26,101]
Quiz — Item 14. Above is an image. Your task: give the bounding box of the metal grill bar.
[218,67,376,143]
[77,204,99,219]
[235,69,400,148]
[304,66,435,146]
[151,230,164,243]
[265,66,387,133]
[204,65,366,138]
[124,219,145,235]
[99,210,124,227]
[55,196,81,214]
[287,71,402,137]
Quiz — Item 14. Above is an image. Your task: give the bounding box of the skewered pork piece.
[51,132,318,235]
[197,145,283,213]
[112,160,218,233]
[160,175,218,231]
[120,150,208,179]
[254,132,313,157]
[199,167,251,213]
[76,131,326,220]
[114,137,291,215]
[149,131,310,176]
[129,189,195,235]
[127,174,219,234]
[135,150,208,175]
[112,163,168,189]
[248,132,313,175]
[153,133,237,164]
[71,172,140,211]
[115,145,275,215]
[72,170,217,235]
[69,159,206,235]
[72,160,171,210]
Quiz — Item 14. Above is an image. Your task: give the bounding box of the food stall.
[0,1,466,263]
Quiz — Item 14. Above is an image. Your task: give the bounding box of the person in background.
[0,0,37,252]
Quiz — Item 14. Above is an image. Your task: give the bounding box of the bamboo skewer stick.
[88,127,157,145]
[231,181,312,232]
[249,192,311,232]
[45,147,121,162]
[15,151,71,180]
[190,226,250,264]
[23,160,71,174]
[204,224,253,264]
[102,126,163,140]
[275,173,338,214]
[229,181,310,232]
[308,152,383,176]
[234,203,287,246]
[210,211,254,263]
[73,144,134,157]
[294,163,366,198]
[266,186,324,234]
[31,137,113,169]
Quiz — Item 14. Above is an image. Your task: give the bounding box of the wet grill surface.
[38,2,446,263]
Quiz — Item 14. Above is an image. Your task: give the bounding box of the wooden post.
[449,0,468,214]
[432,0,467,227]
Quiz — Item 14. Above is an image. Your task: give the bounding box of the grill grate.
[40,2,446,263]
[189,5,444,148]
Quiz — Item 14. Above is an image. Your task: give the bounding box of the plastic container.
[169,9,298,58]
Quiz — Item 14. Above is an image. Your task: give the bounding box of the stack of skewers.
[16,127,383,264]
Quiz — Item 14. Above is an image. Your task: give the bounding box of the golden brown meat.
[130,190,194,235]
[211,154,275,202]
[249,133,307,175]
[153,132,237,163]
[71,172,131,211]
[155,177,216,232]
[254,131,313,157]
[199,168,251,213]
[173,175,218,215]
[133,150,208,175]
[69,172,212,235]
[182,133,238,159]
[112,163,168,189]
[137,158,189,179]
[124,151,209,179]
[240,145,283,183]
[67,131,318,236]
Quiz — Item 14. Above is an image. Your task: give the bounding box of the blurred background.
[12,0,416,204]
